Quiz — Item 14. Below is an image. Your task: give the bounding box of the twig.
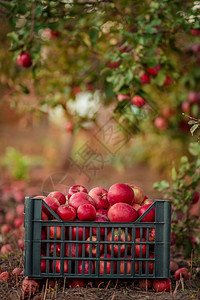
[173,280,180,300]
[63,277,66,293]
[54,280,58,299]
[106,280,111,289]
[182,113,200,122]
[40,284,45,299]
[43,278,48,300]
[190,249,194,279]
[114,279,118,289]
[111,292,116,300]
[180,272,185,292]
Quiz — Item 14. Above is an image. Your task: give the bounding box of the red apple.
[85,235,104,257]
[140,73,150,84]
[1,224,12,235]
[0,244,14,255]
[135,238,147,257]
[132,203,141,211]
[147,63,161,76]
[52,260,68,273]
[188,91,200,103]
[163,75,173,86]
[108,183,134,206]
[129,227,143,239]
[107,60,122,69]
[73,86,82,95]
[190,29,200,36]
[161,107,174,118]
[43,196,60,216]
[138,279,152,290]
[142,198,154,205]
[69,192,95,210]
[68,185,88,199]
[191,43,200,54]
[143,228,155,241]
[117,94,131,102]
[48,191,66,205]
[22,277,39,295]
[77,261,94,274]
[14,217,24,228]
[70,220,90,240]
[65,243,82,257]
[92,214,109,236]
[127,184,144,204]
[119,256,135,274]
[142,253,154,273]
[174,267,190,280]
[49,243,61,256]
[137,204,155,222]
[42,211,49,220]
[0,272,9,281]
[13,190,25,203]
[96,209,108,216]
[45,28,60,39]
[77,204,96,221]
[153,278,171,292]
[192,191,199,204]
[18,239,24,250]
[17,52,32,68]
[49,222,62,239]
[16,204,24,216]
[12,267,23,276]
[57,204,76,221]
[65,121,74,133]
[41,255,47,272]
[5,212,15,224]
[88,187,109,209]
[41,229,47,240]
[132,95,146,107]
[107,229,131,257]
[181,101,190,112]
[108,203,138,222]
[71,278,86,288]
[170,261,179,273]
[97,254,117,274]
[154,116,168,130]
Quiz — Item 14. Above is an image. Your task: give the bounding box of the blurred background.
[0,1,200,198]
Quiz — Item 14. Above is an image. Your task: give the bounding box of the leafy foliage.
[0,147,45,180]
[1,0,200,140]
[154,142,200,257]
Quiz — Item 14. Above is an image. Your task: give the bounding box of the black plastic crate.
[24,197,171,279]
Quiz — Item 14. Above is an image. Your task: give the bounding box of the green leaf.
[144,26,157,34]
[141,58,158,68]
[7,32,19,44]
[189,142,200,156]
[150,19,161,26]
[153,180,170,191]
[172,167,177,181]
[89,27,99,48]
[124,69,133,83]
[188,120,197,125]
[155,69,166,86]
[180,156,188,164]
[190,124,199,136]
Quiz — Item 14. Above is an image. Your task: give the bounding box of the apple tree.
[0,0,200,136]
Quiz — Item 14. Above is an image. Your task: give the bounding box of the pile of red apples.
[38,183,157,275]
[40,183,155,223]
